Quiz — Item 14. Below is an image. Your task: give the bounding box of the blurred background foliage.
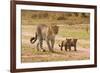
[21,10,90,25]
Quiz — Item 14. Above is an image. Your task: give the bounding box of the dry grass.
[21,25,90,62]
[21,10,90,62]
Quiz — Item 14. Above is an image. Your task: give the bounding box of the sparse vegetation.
[21,10,90,62]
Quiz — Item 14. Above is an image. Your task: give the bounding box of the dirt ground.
[21,47,90,62]
[21,25,90,62]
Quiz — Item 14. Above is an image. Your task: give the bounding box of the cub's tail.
[58,41,64,47]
